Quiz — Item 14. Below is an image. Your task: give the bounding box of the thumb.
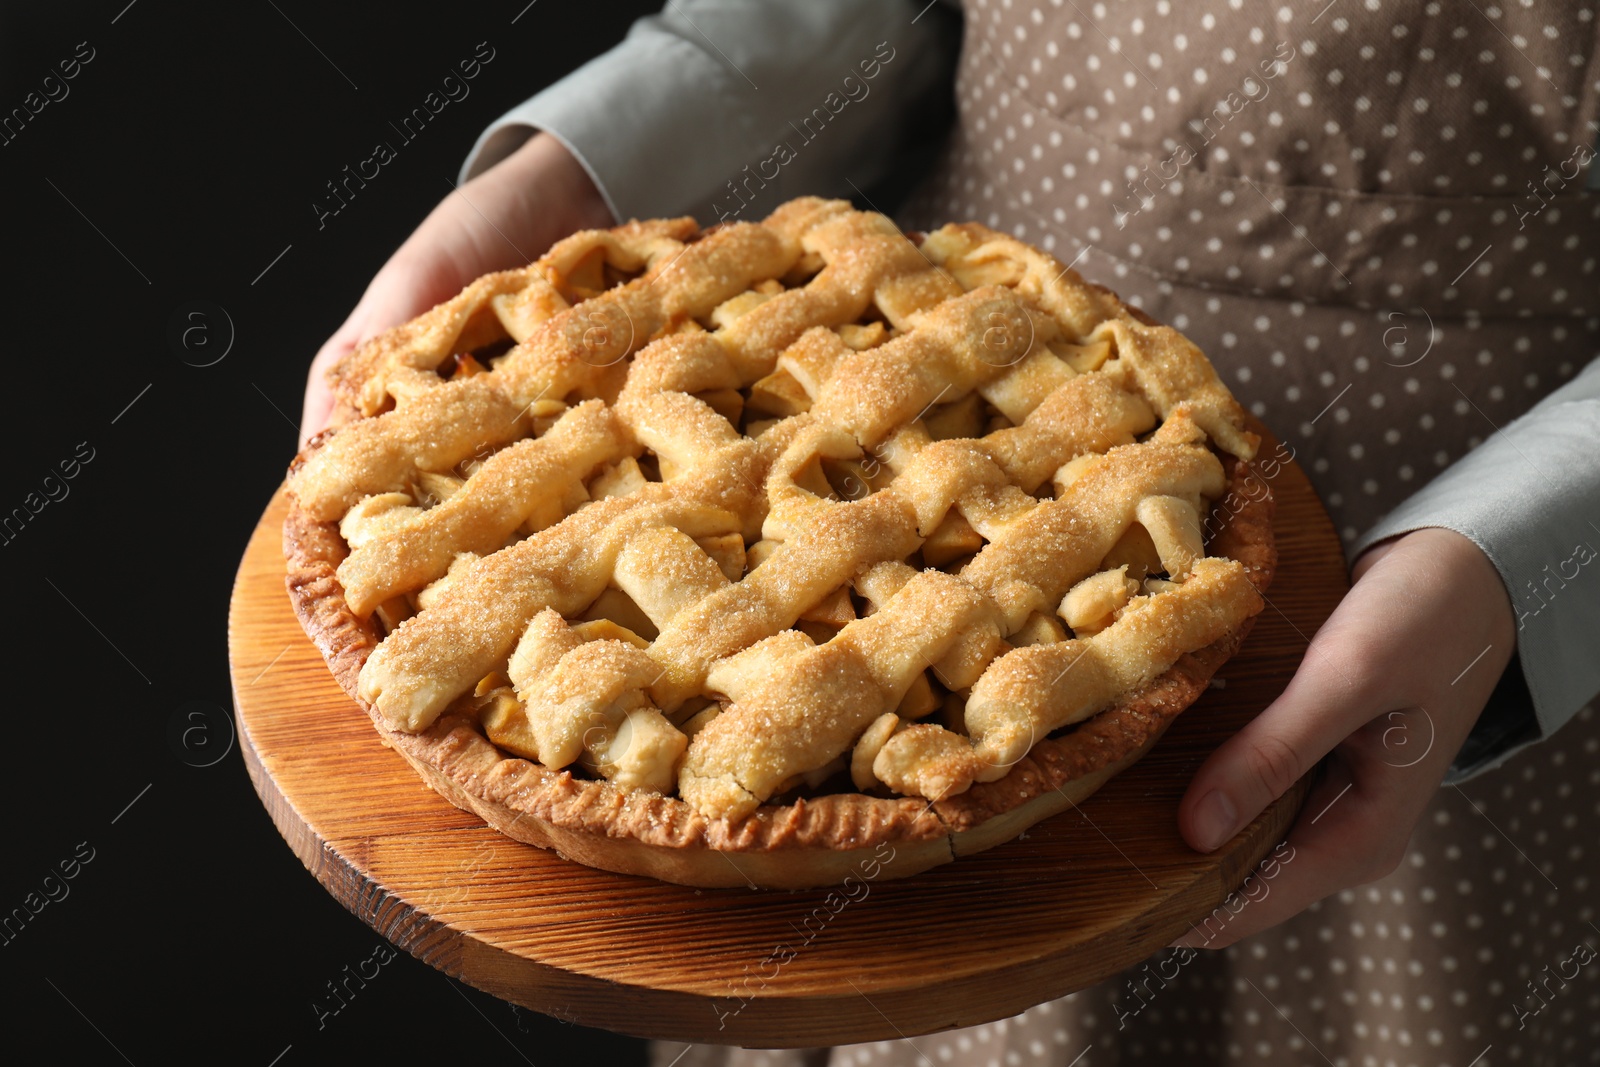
[1178,631,1374,852]
[298,253,467,447]
[299,300,374,447]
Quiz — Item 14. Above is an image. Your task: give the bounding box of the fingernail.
[1193,789,1239,852]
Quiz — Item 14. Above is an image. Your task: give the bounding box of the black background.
[1,2,668,1062]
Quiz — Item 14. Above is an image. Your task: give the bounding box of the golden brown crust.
[283,502,374,699]
[281,200,1277,888]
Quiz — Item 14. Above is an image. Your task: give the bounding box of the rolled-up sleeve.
[460,0,961,224]
[1353,356,1600,782]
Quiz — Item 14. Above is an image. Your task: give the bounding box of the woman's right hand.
[299,131,615,446]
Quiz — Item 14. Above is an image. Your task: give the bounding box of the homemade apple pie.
[284,197,1275,889]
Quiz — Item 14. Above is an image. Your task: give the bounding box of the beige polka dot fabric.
[652,1,1600,1065]
[901,0,1600,545]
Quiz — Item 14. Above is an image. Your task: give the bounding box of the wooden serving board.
[228,432,1344,1049]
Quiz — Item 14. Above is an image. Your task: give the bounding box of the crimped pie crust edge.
[282,441,1274,890]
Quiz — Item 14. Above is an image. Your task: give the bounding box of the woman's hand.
[299,131,614,445]
[1173,526,1517,948]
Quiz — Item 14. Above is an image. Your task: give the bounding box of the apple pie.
[283,197,1274,889]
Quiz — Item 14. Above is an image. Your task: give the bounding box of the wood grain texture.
[228,430,1345,1048]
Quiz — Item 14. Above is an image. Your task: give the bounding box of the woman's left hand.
[1172,526,1517,948]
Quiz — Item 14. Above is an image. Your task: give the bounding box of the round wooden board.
[229,430,1345,1049]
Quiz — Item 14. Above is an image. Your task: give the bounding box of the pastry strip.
[336,400,624,614]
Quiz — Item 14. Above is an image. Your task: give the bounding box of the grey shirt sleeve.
[460,0,960,224]
[1352,356,1600,782]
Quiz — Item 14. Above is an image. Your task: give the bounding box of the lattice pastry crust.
[283,198,1275,889]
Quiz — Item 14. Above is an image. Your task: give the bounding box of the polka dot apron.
[654,2,1600,1064]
